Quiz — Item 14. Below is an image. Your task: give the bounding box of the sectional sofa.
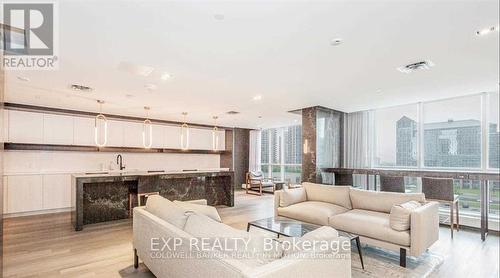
[133,195,352,278]
[274,182,440,267]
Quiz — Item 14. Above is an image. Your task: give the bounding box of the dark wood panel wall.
[220,128,250,189]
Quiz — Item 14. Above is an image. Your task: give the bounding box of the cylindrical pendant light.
[142,106,153,149]
[212,116,219,151]
[180,112,190,150]
[94,100,107,147]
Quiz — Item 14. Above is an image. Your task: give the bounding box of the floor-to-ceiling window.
[260,125,302,184]
[370,92,499,229]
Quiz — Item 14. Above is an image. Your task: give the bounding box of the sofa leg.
[134,248,139,269]
[400,248,406,268]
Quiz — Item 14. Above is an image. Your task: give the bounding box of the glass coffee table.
[247,216,364,269]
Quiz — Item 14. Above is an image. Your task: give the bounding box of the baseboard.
[3,207,73,218]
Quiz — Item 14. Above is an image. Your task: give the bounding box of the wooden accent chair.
[380,175,406,193]
[422,177,459,238]
[245,171,275,196]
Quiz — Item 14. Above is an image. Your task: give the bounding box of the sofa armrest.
[274,190,283,217]
[184,199,208,206]
[410,201,439,257]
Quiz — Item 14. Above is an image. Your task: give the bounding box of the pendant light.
[180,112,190,150]
[94,100,107,147]
[142,106,153,149]
[212,116,220,151]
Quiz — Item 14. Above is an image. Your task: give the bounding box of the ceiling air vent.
[397,60,434,73]
[70,84,93,92]
[226,111,240,115]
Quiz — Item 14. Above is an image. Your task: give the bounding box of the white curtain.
[249,130,261,172]
[344,111,372,187]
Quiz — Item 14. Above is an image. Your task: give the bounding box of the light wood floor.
[3,191,499,277]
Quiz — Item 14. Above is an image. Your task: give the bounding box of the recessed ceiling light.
[253,95,262,101]
[214,14,225,20]
[145,84,157,91]
[330,38,343,46]
[294,119,299,123]
[70,84,93,92]
[397,60,434,73]
[160,72,171,80]
[17,76,30,82]
[376,89,383,94]
[476,26,499,36]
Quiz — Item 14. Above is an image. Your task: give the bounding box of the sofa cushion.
[145,195,191,229]
[302,182,352,209]
[279,188,307,207]
[329,209,410,246]
[184,213,248,238]
[349,188,425,213]
[173,200,222,222]
[390,201,422,231]
[277,201,349,226]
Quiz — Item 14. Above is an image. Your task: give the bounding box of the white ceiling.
[4,0,499,129]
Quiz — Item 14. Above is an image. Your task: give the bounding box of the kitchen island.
[71,170,234,231]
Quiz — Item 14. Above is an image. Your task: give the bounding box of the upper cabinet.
[43,114,74,144]
[151,124,166,149]
[107,120,124,147]
[6,109,226,150]
[8,110,44,143]
[122,121,143,148]
[73,116,95,146]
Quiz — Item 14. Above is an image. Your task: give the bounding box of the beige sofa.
[133,196,352,278]
[274,182,440,267]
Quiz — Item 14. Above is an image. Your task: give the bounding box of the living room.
[0,1,499,277]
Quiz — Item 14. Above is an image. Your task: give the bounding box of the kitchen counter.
[71,170,234,231]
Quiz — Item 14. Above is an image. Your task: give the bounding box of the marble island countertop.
[72,168,232,179]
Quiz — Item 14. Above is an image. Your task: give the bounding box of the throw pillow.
[390,200,422,231]
[173,200,222,222]
[279,187,307,207]
[145,195,192,229]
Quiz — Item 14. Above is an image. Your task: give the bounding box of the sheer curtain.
[344,111,372,187]
[249,130,261,172]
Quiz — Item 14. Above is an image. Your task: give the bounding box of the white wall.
[3,109,226,216]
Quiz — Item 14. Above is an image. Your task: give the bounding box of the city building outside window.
[260,125,302,185]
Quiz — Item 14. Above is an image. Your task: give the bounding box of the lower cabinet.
[4,174,72,214]
[5,175,43,213]
[42,175,72,210]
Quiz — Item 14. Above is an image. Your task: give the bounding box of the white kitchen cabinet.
[8,110,44,143]
[189,128,213,150]
[73,116,95,146]
[151,124,166,148]
[42,174,71,209]
[43,114,74,145]
[164,125,182,149]
[5,175,43,213]
[122,121,143,148]
[107,120,124,147]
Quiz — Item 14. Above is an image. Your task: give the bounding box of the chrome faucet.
[116,154,125,170]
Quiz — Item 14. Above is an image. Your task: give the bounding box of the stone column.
[301,106,345,184]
